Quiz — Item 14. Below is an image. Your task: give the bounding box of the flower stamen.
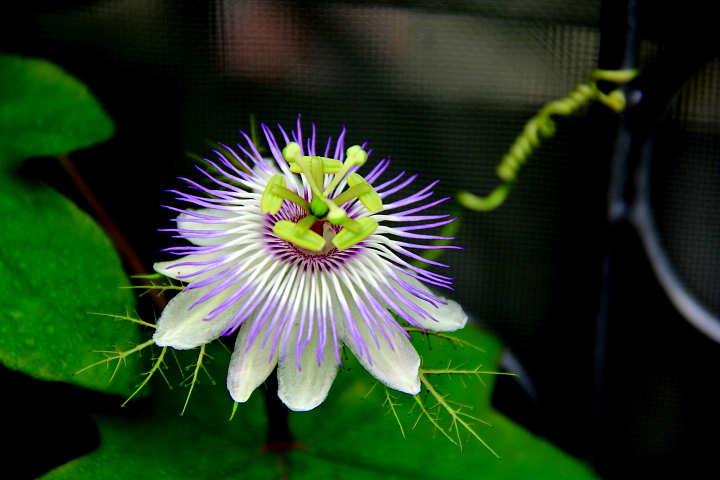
[337,173,382,212]
[261,174,311,214]
[332,217,379,250]
[322,144,368,196]
[268,141,381,251]
[273,215,326,251]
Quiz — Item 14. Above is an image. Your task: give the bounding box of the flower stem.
[261,369,294,448]
[255,371,303,480]
[57,154,167,311]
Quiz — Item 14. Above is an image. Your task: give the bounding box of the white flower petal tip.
[364,343,421,395]
[152,250,227,282]
[227,321,278,403]
[396,274,468,332]
[154,117,465,409]
[277,361,339,412]
[342,322,422,395]
[176,209,240,247]
[388,371,421,396]
[277,325,339,411]
[152,287,230,350]
[426,296,468,332]
[153,260,181,279]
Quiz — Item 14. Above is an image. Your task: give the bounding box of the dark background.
[2,1,719,478]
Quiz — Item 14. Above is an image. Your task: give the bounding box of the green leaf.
[0,53,139,395]
[0,54,115,160]
[40,326,600,479]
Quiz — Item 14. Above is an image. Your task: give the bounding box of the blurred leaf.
[0,54,115,159]
[0,53,140,395]
[40,326,600,479]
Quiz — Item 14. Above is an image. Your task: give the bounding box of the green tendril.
[458,68,638,212]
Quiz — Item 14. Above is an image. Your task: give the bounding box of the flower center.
[292,220,339,256]
[309,219,326,236]
[260,142,383,251]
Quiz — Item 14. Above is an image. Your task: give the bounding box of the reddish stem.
[57,154,167,311]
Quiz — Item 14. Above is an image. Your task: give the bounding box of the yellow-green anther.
[269,184,310,211]
[323,145,368,196]
[273,215,326,251]
[320,158,343,173]
[345,172,382,212]
[324,208,364,233]
[287,156,343,175]
[261,175,286,214]
[287,157,343,174]
[310,196,329,217]
[326,205,348,225]
[332,217,378,250]
[331,183,371,207]
[340,217,364,233]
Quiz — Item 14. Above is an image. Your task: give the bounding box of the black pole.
[590,0,639,466]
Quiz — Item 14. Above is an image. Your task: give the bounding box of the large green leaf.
[0,53,139,395]
[0,54,114,159]
[41,326,600,479]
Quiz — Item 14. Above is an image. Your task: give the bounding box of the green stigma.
[261,142,383,251]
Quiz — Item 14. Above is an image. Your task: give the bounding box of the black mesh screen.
[653,59,720,318]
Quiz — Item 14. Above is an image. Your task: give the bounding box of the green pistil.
[282,144,326,199]
[266,141,383,251]
[322,145,367,196]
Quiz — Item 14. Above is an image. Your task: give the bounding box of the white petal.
[153,285,234,349]
[177,209,240,246]
[227,317,278,403]
[153,249,231,282]
[277,325,339,411]
[340,317,420,395]
[396,273,468,332]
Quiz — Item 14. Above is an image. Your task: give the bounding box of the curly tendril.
[458,68,638,211]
